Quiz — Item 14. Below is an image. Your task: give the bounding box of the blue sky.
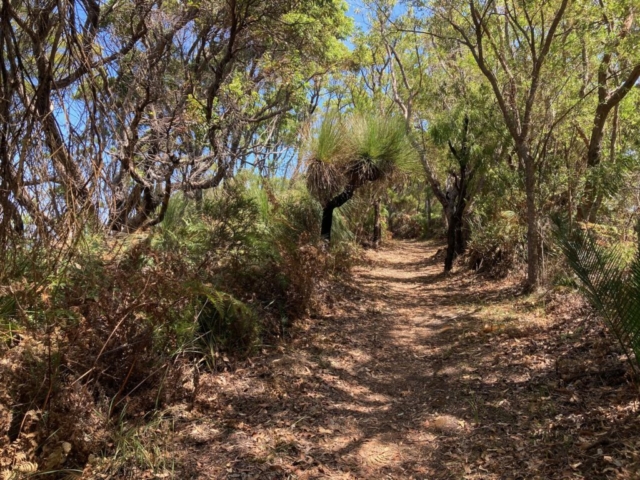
[344,1,408,46]
[346,0,370,30]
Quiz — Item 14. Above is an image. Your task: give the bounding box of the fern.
[195,287,259,368]
[554,218,640,373]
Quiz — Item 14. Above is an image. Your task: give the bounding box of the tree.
[576,2,640,222]
[356,2,501,266]
[0,0,352,237]
[306,112,416,241]
[424,0,573,288]
[442,116,476,271]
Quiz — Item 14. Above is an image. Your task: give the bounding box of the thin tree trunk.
[578,65,640,221]
[455,217,468,255]
[443,118,472,272]
[586,104,619,224]
[568,183,573,233]
[523,149,540,290]
[444,191,468,271]
[588,192,604,224]
[372,199,382,248]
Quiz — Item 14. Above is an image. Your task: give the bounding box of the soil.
[164,241,640,479]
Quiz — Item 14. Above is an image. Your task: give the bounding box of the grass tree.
[306,112,416,242]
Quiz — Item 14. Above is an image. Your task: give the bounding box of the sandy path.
[172,241,637,480]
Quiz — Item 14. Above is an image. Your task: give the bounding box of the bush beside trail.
[0,174,356,475]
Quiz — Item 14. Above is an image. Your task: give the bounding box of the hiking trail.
[173,241,637,479]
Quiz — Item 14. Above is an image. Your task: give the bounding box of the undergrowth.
[0,173,358,477]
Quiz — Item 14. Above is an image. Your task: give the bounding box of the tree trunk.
[443,178,459,230]
[444,213,459,272]
[455,217,468,255]
[321,186,355,241]
[444,191,468,272]
[523,148,541,290]
[195,189,203,211]
[578,65,640,221]
[372,199,382,248]
[588,192,604,223]
[443,116,475,272]
[425,194,432,233]
[321,207,334,242]
[583,105,618,223]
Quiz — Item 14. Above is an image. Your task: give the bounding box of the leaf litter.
[135,241,640,479]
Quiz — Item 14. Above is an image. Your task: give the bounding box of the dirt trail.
[175,241,639,479]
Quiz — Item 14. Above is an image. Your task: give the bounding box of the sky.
[346,0,371,31]
[345,0,408,38]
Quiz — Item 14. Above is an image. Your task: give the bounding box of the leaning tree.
[306,113,416,242]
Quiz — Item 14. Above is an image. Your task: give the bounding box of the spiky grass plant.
[348,114,417,180]
[196,289,259,368]
[305,111,417,240]
[306,113,417,201]
[554,219,640,373]
[308,112,348,164]
[305,113,350,205]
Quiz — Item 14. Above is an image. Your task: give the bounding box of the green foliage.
[0,170,362,471]
[196,289,259,366]
[386,182,435,239]
[554,220,640,372]
[389,211,428,239]
[152,172,330,325]
[104,411,177,477]
[306,111,417,205]
[304,113,349,204]
[467,210,525,277]
[348,113,418,176]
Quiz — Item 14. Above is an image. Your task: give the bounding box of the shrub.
[467,210,525,277]
[196,289,259,365]
[389,212,426,239]
[0,170,360,474]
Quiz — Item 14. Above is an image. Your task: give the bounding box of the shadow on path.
[176,241,639,480]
